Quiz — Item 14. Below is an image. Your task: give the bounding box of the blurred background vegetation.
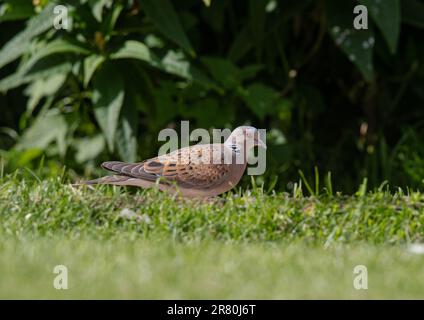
[0,0,423,193]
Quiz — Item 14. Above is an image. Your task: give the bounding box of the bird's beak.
[254,138,267,149]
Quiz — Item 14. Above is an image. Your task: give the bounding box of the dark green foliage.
[0,0,424,192]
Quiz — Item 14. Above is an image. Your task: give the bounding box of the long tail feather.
[74,175,132,186]
[101,161,127,172]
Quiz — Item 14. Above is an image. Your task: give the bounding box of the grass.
[2,240,424,299]
[0,171,423,298]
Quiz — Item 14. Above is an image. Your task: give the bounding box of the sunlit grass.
[0,172,423,298]
[1,240,424,299]
[1,173,423,243]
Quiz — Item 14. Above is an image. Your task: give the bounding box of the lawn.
[0,172,423,299]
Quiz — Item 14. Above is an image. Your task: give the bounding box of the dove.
[79,126,266,199]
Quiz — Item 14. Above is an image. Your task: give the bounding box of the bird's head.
[225,126,267,150]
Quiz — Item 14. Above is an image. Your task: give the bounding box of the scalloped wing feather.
[101,144,232,190]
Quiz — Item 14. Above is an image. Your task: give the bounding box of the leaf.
[359,0,400,54]
[0,58,72,93]
[88,0,113,22]
[111,40,170,76]
[116,96,138,162]
[228,0,311,62]
[15,149,43,167]
[161,50,191,79]
[184,98,232,128]
[327,0,374,81]
[401,0,424,28]
[0,0,35,22]
[17,110,68,157]
[153,82,178,127]
[0,38,87,91]
[75,135,105,163]
[111,43,217,90]
[202,0,211,7]
[0,1,57,70]
[201,57,241,90]
[19,39,90,74]
[103,2,123,34]
[110,40,157,64]
[240,83,279,120]
[240,64,264,81]
[83,54,105,87]
[228,26,254,62]
[24,73,67,113]
[188,65,221,91]
[92,63,125,152]
[160,50,218,90]
[139,0,195,56]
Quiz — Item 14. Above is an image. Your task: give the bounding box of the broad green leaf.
[228,26,254,62]
[83,54,105,87]
[88,0,112,22]
[110,40,156,64]
[161,50,191,79]
[184,98,232,128]
[228,0,311,62]
[240,83,279,120]
[240,65,264,81]
[140,0,195,56]
[153,82,178,127]
[20,39,90,74]
[401,0,424,28]
[92,63,125,152]
[188,65,221,92]
[160,51,217,90]
[116,97,138,162]
[15,149,43,167]
[268,128,287,145]
[0,1,57,70]
[359,0,400,53]
[201,57,241,90]
[144,34,165,49]
[103,3,123,35]
[17,110,68,157]
[0,59,72,93]
[111,40,165,76]
[112,43,216,90]
[24,73,67,113]
[327,0,374,81]
[0,0,35,22]
[75,135,105,163]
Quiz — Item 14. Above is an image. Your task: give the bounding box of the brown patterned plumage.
[79,126,266,199]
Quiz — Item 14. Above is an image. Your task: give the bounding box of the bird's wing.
[101,144,232,189]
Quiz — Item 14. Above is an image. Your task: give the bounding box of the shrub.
[0,0,424,191]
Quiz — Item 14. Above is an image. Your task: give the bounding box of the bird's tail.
[73,175,133,186]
